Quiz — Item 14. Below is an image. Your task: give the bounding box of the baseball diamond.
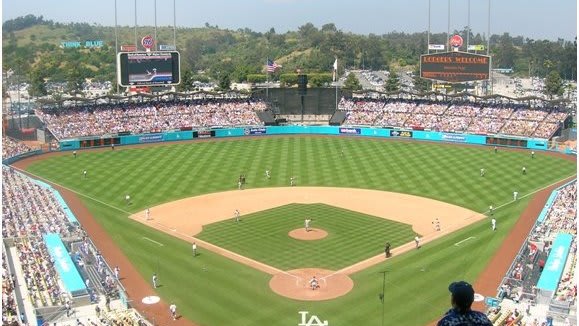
[2,3,577,325]
[16,135,576,326]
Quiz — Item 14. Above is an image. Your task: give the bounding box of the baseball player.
[491,218,497,231]
[384,242,391,258]
[304,218,312,232]
[234,209,240,223]
[531,151,535,159]
[494,146,498,154]
[513,191,518,201]
[432,218,441,231]
[480,168,485,177]
[169,303,177,320]
[73,150,77,159]
[152,273,158,288]
[309,276,319,290]
[125,194,131,205]
[192,242,197,257]
[83,170,87,179]
[238,180,243,190]
[522,166,527,175]
[489,205,494,216]
[290,176,295,187]
[145,208,151,220]
[265,169,271,179]
[114,266,120,280]
[414,236,421,249]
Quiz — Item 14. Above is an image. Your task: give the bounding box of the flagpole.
[334,58,338,111]
[266,58,269,99]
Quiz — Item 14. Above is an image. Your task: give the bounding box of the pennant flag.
[332,58,338,81]
[266,59,281,73]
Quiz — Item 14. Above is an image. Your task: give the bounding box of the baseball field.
[20,136,576,325]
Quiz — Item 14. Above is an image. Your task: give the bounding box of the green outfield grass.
[25,137,576,326]
[197,203,416,270]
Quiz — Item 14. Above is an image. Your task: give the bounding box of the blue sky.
[2,0,577,41]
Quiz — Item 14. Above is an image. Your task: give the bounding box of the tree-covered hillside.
[2,15,576,93]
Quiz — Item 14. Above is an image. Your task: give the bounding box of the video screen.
[128,53,173,84]
[118,52,181,87]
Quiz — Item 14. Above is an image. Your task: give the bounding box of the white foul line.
[454,236,476,247]
[142,237,164,247]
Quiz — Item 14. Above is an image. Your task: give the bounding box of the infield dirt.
[129,187,486,300]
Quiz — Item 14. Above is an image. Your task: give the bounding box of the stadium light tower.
[173,0,177,47]
[467,0,470,50]
[447,0,451,50]
[134,0,138,48]
[154,0,158,51]
[114,0,119,93]
[427,0,431,54]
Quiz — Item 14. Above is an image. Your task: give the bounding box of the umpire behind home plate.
[437,281,492,326]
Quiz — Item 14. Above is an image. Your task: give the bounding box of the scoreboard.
[117,51,181,87]
[420,51,490,83]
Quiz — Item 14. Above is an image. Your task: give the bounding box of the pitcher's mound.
[269,268,353,301]
[288,228,328,240]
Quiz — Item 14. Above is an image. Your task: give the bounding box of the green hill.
[2,15,576,93]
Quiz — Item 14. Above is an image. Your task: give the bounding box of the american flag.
[266,59,281,73]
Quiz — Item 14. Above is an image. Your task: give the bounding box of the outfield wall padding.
[57,126,572,153]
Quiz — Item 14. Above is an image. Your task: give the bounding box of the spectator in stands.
[36,98,267,139]
[437,281,492,326]
[2,136,34,160]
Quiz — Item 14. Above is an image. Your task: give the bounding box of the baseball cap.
[448,281,475,308]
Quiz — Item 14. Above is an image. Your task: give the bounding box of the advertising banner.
[390,130,413,138]
[536,233,573,292]
[159,44,177,51]
[428,44,445,50]
[43,233,87,293]
[245,127,267,135]
[339,127,361,135]
[441,133,467,142]
[139,134,164,143]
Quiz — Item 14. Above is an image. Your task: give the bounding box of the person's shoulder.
[437,309,492,326]
[468,310,492,325]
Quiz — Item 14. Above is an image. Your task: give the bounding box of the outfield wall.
[57,126,575,154]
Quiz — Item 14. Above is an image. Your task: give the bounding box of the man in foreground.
[437,281,492,326]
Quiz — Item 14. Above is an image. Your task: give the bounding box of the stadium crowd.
[1,165,135,325]
[493,181,576,325]
[36,99,267,139]
[2,136,34,160]
[2,250,19,325]
[340,98,569,139]
[15,237,66,307]
[2,167,81,239]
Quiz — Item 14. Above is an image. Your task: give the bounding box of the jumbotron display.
[420,51,491,83]
[117,51,181,87]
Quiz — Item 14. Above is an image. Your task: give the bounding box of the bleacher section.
[492,181,577,324]
[36,99,267,139]
[2,166,126,324]
[339,98,569,139]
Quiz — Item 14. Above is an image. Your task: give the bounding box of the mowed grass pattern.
[25,137,577,326]
[198,203,415,270]
[27,137,575,213]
